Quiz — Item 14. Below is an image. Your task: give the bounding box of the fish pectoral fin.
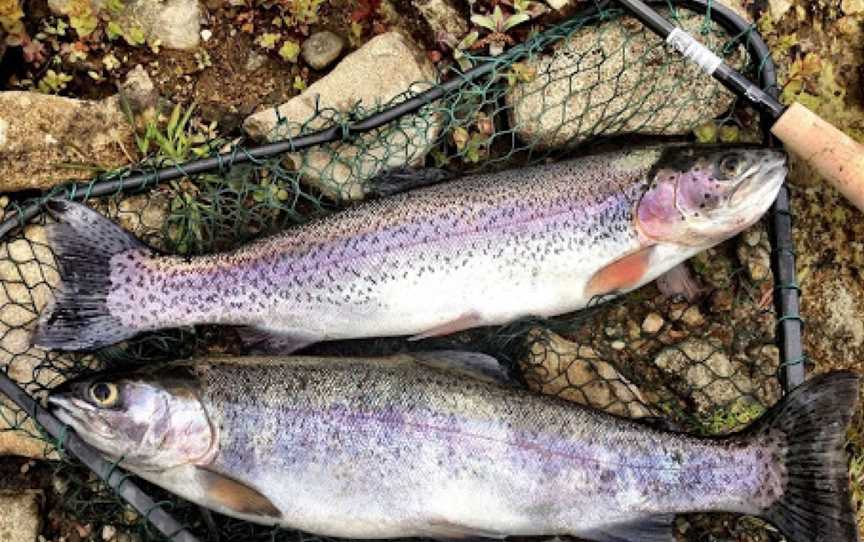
[581,514,675,542]
[408,312,484,341]
[410,351,513,385]
[195,466,282,519]
[585,246,656,299]
[235,327,315,355]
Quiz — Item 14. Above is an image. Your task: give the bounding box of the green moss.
[699,400,765,435]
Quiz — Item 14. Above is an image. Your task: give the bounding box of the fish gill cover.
[0,1,797,541]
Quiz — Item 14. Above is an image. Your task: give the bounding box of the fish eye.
[719,155,742,178]
[89,382,119,408]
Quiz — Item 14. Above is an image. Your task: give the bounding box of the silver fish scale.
[190,357,780,538]
[106,149,659,343]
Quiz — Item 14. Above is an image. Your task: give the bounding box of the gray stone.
[118,64,159,114]
[0,490,41,542]
[505,9,747,149]
[301,31,345,70]
[0,92,136,193]
[523,331,655,419]
[653,338,755,414]
[244,32,441,201]
[415,0,468,39]
[48,0,200,50]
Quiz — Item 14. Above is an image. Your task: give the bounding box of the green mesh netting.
[0,2,787,541]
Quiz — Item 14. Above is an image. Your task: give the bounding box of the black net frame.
[0,0,808,540]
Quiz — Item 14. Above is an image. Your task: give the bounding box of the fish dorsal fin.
[410,351,513,385]
[195,466,282,519]
[583,514,675,542]
[585,246,656,298]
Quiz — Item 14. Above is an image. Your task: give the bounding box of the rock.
[653,338,755,413]
[505,9,746,149]
[414,0,468,39]
[244,32,441,201]
[301,31,345,70]
[0,490,41,542]
[679,306,705,328]
[48,0,199,50]
[737,236,772,282]
[769,0,793,19]
[522,330,655,418]
[842,0,864,15]
[0,92,136,193]
[118,65,159,115]
[102,524,118,541]
[642,312,664,334]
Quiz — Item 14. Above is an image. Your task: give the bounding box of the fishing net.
[0,1,794,540]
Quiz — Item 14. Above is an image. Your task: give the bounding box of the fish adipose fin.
[410,351,513,385]
[751,371,860,542]
[196,466,282,519]
[585,246,655,299]
[32,200,148,351]
[409,312,484,341]
[582,514,675,542]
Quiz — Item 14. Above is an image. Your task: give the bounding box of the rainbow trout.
[34,145,786,352]
[49,354,858,542]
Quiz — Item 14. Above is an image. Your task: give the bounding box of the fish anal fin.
[236,327,316,354]
[408,312,484,341]
[420,519,506,539]
[195,466,282,519]
[582,514,675,542]
[585,246,655,298]
[410,351,512,385]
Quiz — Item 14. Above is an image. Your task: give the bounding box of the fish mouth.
[729,153,787,209]
[48,395,97,433]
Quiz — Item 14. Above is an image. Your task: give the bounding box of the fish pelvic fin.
[749,371,860,542]
[580,514,675,542]
[31,200,148,351]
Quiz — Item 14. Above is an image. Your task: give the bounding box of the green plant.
[283,0,324,26]
[135,104,198,161]
[279,39,300,62]
[38,69,73,93]
[0,0,25,43]
[470,5,532,55]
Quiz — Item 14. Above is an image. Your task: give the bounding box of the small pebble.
[301,31,345,70]
[681,306,705,327]
[743,228,762,247]
[200,29,212,41]
[102,524,117,541]
[642,312,664,334]
[611,340,626,351]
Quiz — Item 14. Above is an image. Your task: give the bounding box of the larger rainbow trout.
[34,145,786,352]
[49,354,858,542]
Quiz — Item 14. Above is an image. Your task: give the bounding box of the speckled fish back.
[104,148,663,343]
[187,356,781,538]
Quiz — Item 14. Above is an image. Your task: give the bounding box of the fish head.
[49,371,215,471]
[636,145,787,246]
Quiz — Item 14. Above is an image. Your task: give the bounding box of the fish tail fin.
[32,200,148,351]
[751,371,860,542]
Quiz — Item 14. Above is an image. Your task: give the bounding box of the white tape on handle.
[666,27,723,76]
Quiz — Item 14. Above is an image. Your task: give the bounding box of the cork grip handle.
[771,103,864,212]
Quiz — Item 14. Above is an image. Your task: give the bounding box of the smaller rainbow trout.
[49,354,859,542]
[34,145,786,352]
